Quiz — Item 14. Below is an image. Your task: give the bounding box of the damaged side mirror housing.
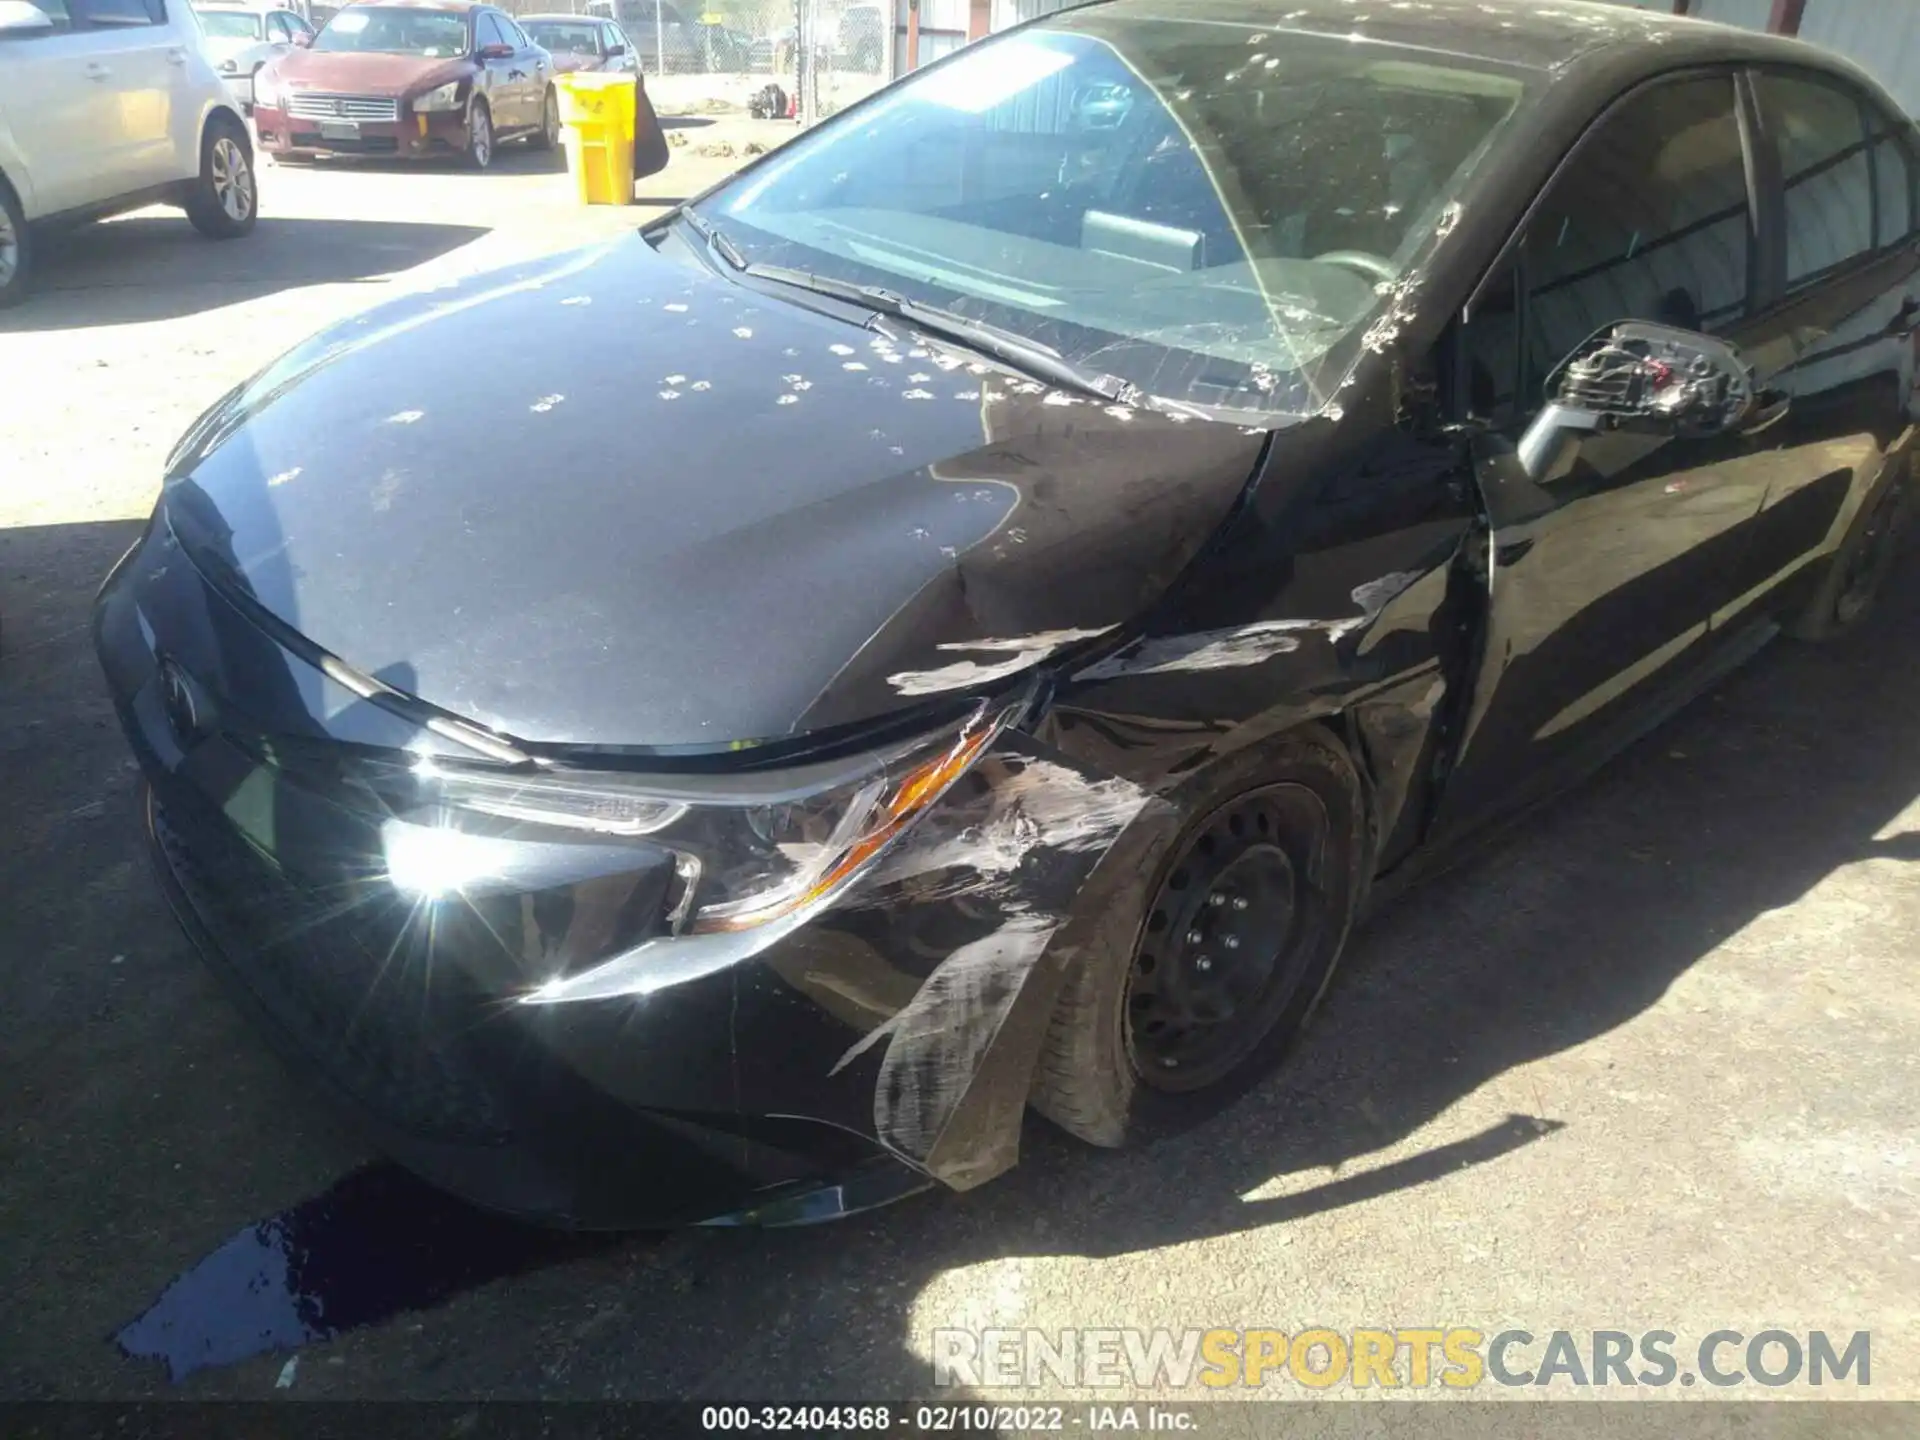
[1517,321,1756,481]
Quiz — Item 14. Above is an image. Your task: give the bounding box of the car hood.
[160,236,1273,749]
[268,49,464,96]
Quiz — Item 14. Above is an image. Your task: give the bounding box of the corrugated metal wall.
[1690,0,1772,28]
[1799,2,1920,116]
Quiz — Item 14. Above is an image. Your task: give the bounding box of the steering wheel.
[1312,250,1398,283]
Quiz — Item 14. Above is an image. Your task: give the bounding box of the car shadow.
[3,510,1917,1397]
[658,115,717,129]
[0,215,490,331]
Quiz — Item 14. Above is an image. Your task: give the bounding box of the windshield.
[698,13,1526,414]
[526,19,600,50]
[196,8,264,38]
[313,6,469,55]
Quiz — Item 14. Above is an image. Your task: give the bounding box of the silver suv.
[0,0,258,307]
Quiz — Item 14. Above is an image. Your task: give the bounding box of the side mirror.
[607,40,625,54]
[1518,321,1756,481]
[0,0,57,35]
[292,28,312,45]
[477,41,514,59]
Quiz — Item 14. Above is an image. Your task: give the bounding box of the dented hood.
[160,236,1270,748]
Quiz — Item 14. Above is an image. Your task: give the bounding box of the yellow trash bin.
[556,72,637,206]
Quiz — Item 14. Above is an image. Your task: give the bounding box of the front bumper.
[94,513,1154,1226]
[252,103,467,160]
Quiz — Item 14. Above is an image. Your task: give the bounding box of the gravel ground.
[1,140,1917,1413]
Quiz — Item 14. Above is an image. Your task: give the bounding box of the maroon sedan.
[253,0,560,169]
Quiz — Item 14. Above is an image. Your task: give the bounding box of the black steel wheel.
[1125,784,1332,1092]
[1031,729,1366,1146]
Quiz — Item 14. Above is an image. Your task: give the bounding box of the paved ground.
[2,139,1918,1411]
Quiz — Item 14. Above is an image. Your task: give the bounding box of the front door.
[473,11,522,129]
[1435,71,1795,836]
[1718,67,1920,626]
[498,14,546,130]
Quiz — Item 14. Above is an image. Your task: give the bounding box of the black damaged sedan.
[97,0,1916,1225]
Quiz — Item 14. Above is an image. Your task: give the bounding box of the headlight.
[411,81,464,113]
[401,699,1016,933]
[253,68,279,105]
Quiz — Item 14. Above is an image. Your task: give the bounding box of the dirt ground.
[1,133,1917,1411]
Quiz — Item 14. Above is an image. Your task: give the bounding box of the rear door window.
[1755,71,1874,288]
[1523,74,1752,388]
[73,0,162,26]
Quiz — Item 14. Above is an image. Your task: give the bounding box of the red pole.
[1671,0,1691,14]
[906,0,920,70]
[1768,0,1806,35]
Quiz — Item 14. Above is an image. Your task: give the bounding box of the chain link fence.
[502,0,891,122]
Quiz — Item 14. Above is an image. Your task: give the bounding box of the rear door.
[70,0,183,191]
[1436,70,1798,834]
[1721,67,1920,622]
[0,0,107,215]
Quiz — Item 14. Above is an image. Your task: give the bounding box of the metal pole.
[798,0,815,126]
[654,1,664,75]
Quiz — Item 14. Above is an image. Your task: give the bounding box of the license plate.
[318,120,360,140]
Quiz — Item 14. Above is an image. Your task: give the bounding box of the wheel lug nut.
[1186,929,1205,945]
[1209,893,1227,907]
[1232,896,1249,911]
[1194,956,1211,971]
[1223,936,1240,950]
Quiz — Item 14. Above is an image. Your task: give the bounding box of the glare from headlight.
[414,700,1017,935]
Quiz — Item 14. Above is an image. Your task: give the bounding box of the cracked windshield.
[701,14,1524,413]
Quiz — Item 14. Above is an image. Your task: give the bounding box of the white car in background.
[0,0,258,308]
[192,2,314,109]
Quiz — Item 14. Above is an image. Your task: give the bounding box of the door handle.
[84,61,111,79]
[166,46,188,65]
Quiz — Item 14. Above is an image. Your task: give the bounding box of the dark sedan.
[97,0,1915,1227]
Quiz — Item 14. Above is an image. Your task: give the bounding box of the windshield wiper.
[731,262,1140,406]
[676,207,747,272]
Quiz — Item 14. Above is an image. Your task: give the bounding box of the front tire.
[529,87,560,151]
[184,114,257,239]
[1032,729,1367,1147]
[0,176,30,309]
[464,99,494,170]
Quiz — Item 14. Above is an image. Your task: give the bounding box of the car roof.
[519,12,599,19]
[338,0,490,12]
[1072,0,1847,77]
